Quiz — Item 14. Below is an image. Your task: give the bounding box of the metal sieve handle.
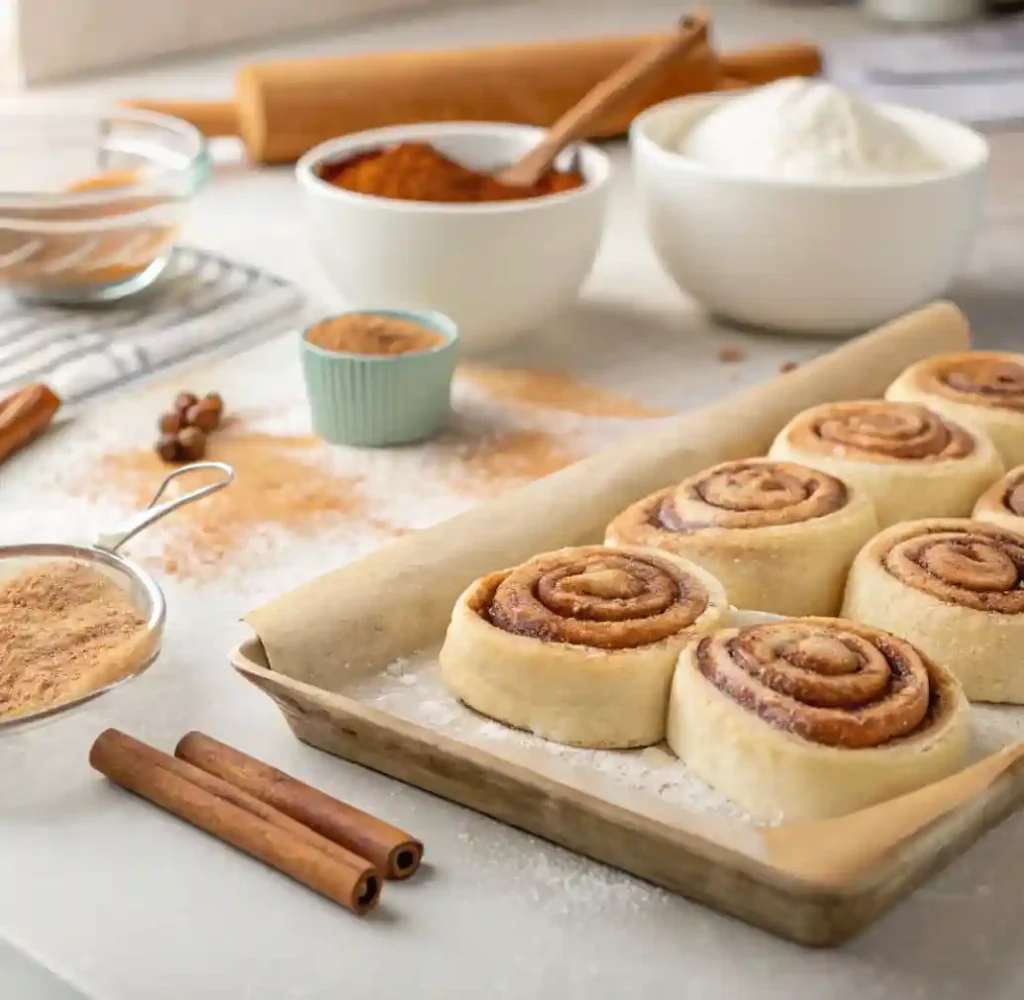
[94,461,235,553]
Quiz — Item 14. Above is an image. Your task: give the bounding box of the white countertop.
[3,3,1024,999]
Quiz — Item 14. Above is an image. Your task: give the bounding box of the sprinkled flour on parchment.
[363,654,1024,829]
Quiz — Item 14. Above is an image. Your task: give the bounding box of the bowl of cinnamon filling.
[296,122,611,349]
[301,309,459,447]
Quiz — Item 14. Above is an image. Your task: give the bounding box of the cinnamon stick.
[176,731,423,879]
[0,384,61,465]
[90,729,381,914]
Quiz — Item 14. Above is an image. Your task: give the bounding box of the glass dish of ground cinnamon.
[316,142,585,204]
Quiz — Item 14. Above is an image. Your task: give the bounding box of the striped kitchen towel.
[0,246,304,404]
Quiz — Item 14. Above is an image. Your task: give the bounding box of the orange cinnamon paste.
[317,142,585,203]
[306,313,445,356]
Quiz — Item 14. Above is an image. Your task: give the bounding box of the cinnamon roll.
[842,518,1024,704]
[439,545,727,748]
[668,618,970,821]
[887,352,1024,468]
[605,459,877,616]
[974,465,1024,536]
[768,400,1003,528]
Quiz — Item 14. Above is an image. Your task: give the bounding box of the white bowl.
[630,92,988,336]
[297,123,612,350]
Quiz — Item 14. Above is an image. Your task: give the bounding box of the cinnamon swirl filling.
[881,523,1024,614]
[1003,473,1024,518]
[790,401,973,462]
[934,355,1024,412]
[695,620,935,748]
[654,460,847,531]
[482,548,710,650]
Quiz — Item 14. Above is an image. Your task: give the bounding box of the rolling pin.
[123,37,821,165]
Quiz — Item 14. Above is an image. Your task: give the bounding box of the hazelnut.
[202,392,224,415]
[185,401,221,433]
[155,434,181,463]
[176,426,207,461]
[174,391,199,414]
[158,411,184,435]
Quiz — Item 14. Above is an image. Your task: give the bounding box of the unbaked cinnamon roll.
[768,400,1003,527]
[842,518,1024,704]
[974,465,1024,536]
[439,545,727,748]
[887,352,1024,468]
[668,617,970,821]
[605,459,877,616]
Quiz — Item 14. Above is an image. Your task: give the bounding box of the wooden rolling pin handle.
[121,99,240,138]
[720,42,822,84]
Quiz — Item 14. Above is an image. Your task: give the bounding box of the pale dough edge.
[842,547,1024,705]
[887,375,1024,470]
[768,428,1004,529]
[606,488,878,617]
[438,551,728,749]
[667,644,971,822]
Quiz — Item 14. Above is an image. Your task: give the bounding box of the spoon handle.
[495,11,710,189]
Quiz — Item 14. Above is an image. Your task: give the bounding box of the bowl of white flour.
[630,78,988,335]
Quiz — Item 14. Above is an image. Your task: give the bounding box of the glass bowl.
[0,106,210,304]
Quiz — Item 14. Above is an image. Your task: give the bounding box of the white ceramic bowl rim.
[630,91,990,192]
[296,121,612,215]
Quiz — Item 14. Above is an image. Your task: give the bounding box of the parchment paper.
[245,301,970,690]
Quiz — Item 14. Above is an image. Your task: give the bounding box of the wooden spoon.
[761,739,1024,886]
[493,11,710,189]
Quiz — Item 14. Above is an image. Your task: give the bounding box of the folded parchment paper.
[246,302,970,690]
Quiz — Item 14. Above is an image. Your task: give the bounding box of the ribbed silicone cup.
[300,309,459,447]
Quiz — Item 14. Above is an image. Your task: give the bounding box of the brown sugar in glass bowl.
[305,313,448,357]
[315,142,585,204]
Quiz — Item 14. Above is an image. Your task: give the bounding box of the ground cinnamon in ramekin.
[0,561,148,721]
[306,314,445,356]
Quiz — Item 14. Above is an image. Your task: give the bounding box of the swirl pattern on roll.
[653,460,847,531]
[695,620,936,748]
[928,354,1024,412]
[485,548,709,650]
[879,522,1024,614]
[786,400,974,463]
[1000,471,1024,518]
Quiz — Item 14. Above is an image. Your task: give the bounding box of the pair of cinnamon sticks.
[90,729,423,915]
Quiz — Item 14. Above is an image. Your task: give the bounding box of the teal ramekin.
[300,309,459,447]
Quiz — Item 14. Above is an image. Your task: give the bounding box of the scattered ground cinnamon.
[306,314,445,356]
[86,365,660,578]
[0,561,148,721]
[317,142,584,204]
[446,428,579,497]
[457,367,670,419]
[718,345,745,363]
[94,428,376,580]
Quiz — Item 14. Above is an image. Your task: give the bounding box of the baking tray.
[230,303,1024,946]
